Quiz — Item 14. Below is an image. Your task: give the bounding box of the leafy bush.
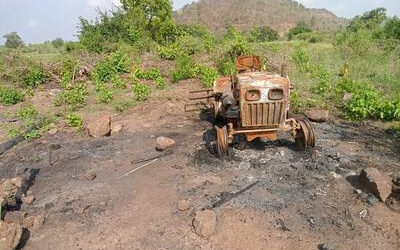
[21,64,49,87]
[155,77,166,89]
[196,65,218,87]
[134,68,162,80]
[66,113,83,132]
[171,54,197,83]
[92,51,131,83]
[95,82,114,103]
[157,43,179,60]
[111,75,127,89]
[60,57,79,88]
[3,32,25,49]
[55,83,88,110]
[249,26,278,42]
[288,22,312,40]
[51,38,64,48]
[344,87,381,120]
[133,83,151,101]
[0,85,24,105]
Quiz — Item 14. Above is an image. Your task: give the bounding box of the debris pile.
[0,177,43,249]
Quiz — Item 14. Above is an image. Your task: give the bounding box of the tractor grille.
[242,102,285,127]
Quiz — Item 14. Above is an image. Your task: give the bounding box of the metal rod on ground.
[131,151,173,165]
[121,159,159,178]
[208,180,260,209]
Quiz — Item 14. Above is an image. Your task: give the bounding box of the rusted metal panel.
[235,55,261,72]
[214,76,232,93]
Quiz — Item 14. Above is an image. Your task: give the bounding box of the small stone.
[306,109,330,123]
[86,172,97,181]
[21,192,35,205]
[111,123,123,135]
[22,216,35,229]
[239,162,251,170]
[156,137,175,151]
[318,243,336,250]
[193,210,217,237]
[86,115,112,138]
[3,211,27,225]
[0,221,23,250]
[10,178,24,189]
[32,215,44,231]
[360,168,392,202]
[48,128,58,135]
[177,200,191,211]
[205,176,222,185]
[329,172,342,179]
[367,196,379,206]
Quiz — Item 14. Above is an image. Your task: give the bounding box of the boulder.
[193,210,217,237]
[4,212,26,225]
[306,109,330,123]
[177,200,191,211]
[360,168,392,202]
[86,115,112,138]
[156,137,175,151]
[0,222,23,250]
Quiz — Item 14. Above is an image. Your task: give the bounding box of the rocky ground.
[0,80,399,250]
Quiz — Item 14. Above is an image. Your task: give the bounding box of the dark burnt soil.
[1,86,400,249]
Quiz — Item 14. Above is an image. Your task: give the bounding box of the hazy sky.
[1,0,399,44]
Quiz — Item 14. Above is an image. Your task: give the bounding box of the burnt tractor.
[186,55,315,157]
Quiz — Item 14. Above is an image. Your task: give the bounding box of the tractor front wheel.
[215,125,229,157]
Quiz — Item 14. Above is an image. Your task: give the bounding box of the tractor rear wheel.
[295,118,316,151]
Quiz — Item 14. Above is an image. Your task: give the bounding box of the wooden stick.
[121,159,158,178]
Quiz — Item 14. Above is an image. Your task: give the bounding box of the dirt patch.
[0,81,399,250]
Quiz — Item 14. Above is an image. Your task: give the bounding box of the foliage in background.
[51,38,64,49]
[3,32,25,49]
[288,22,312,40]
[55,83,88,110]
[249,26,278,42]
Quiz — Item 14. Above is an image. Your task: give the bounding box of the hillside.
[175,0,347,34]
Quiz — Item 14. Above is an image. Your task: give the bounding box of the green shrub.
[111,75,127,89]
[19,106,38,121]
[66,113,83,132]
[157,43,179,60]
[60,57,79,88]
[249,26,278,42]
[171,54,197,82]
[344,85,381,120]
[288,22,312,40]
[155,77,166,89]
[0,85,24,105]
[92,51,131,83]
[65,41,84,52]
[134,68,162,80]
[196,65,218,87]
[21,64,49,87]
[55,83,88,109]
[95,82,114,103]
[133,83,151,101]
[51,38,64,48]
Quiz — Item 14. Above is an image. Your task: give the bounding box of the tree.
[384,16,400,40]
[348,8,387,32]
[51,38,64,48]
[3,32,25,49]
[120,0,175,43]
[288,22,312,40]
[249,26,278,42]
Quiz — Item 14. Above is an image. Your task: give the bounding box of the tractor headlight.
[269,88,284,101]
[246,89,261,101]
